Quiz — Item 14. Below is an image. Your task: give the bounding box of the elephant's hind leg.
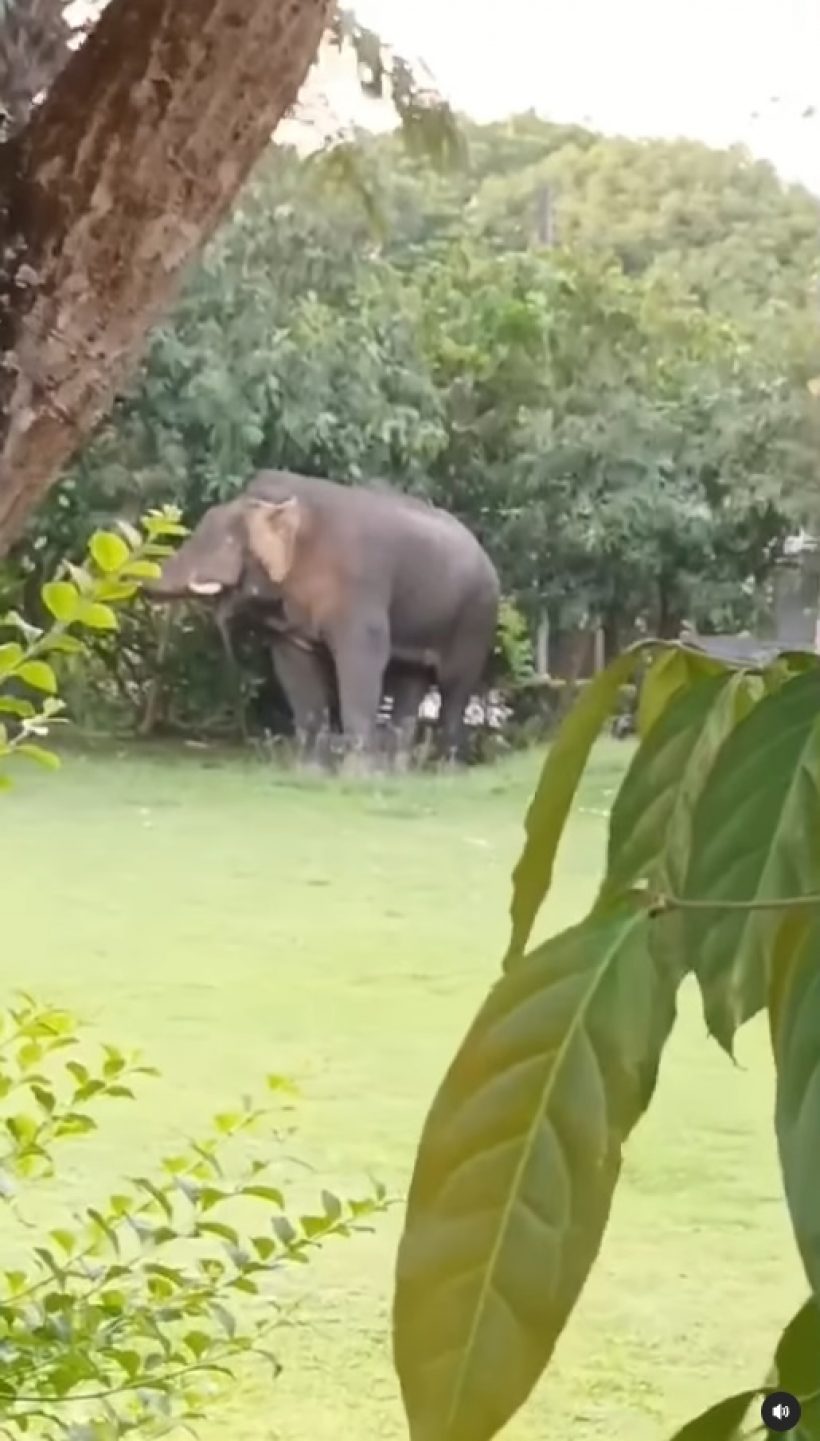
[437,602,497,763]
[385,667,429,771]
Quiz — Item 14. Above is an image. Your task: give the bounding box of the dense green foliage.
[8,115,819,733]
[393,640,820,1441]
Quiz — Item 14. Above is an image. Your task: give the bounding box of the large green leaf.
[394,896,678,1441]
[666,1391,759,1441]
[601,670,763,908]
[506,646,650,964]
[661,673,764,897]
[667,1300,820,1441]
[773,911,820,1303]
[683,670,820,1053]
[761,650,820,694]
[601,673,738,904]
[775,1298,820,1400]
[638,645,727,739]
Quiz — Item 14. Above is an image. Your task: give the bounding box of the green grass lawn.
[0,740,806,1440]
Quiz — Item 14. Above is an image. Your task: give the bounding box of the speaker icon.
[762,1391,800,1432]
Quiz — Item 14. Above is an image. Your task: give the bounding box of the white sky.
[69,0,820,193]
[341,0,820,194]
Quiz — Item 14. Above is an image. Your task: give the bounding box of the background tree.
[4,97,818,732]
[0,0,457,553]
[13,114,815,734]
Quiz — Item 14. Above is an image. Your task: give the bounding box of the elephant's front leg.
[331,617,390,766]
[269,637,333,761]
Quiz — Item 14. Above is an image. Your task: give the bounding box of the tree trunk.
[535,605,550,675]
[657,577,683,639]
[602,608,621,662]
[0,0,332,555]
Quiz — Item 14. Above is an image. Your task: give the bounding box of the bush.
[0,510,185,783]
[493,599,534,687]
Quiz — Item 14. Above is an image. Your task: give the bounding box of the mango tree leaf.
[668,1301,820,1441]
[601,672,763,909]
[775,1298,820,1398]
[773,912,820,1302]
[601,674,735,904]
[666,1390,760,1441]
[793,1398,820,1440]
[765,654,820,701]
[506,645,652,964]
[89,531,130,574]
[662,674,765,897]
[638,646,727,738]
[683,670,820,1053]
[393,895,678,1441]
[17,660,57,694]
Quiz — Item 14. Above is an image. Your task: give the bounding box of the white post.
[593,626,606,674]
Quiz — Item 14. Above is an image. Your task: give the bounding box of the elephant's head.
[146,495,303,606]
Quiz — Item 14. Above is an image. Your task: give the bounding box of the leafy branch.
[393,641,820,1441]
[0,507,186,787]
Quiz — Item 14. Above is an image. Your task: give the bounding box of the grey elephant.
[147,470,501,761]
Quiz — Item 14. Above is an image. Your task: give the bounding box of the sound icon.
[762,1390,800,1432]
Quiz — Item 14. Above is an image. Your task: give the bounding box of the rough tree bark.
[0,0,332,555]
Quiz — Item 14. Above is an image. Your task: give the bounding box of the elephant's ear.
[244,498,302,583]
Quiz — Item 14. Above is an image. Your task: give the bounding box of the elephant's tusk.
[189,581,224,596]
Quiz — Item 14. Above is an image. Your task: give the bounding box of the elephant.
[146,470,501,762]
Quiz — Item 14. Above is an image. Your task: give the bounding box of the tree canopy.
[19,118,818,655]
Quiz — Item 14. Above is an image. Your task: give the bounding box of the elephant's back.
[249,468,428,514]
[247,468,498,588]
[247,470,480,548]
